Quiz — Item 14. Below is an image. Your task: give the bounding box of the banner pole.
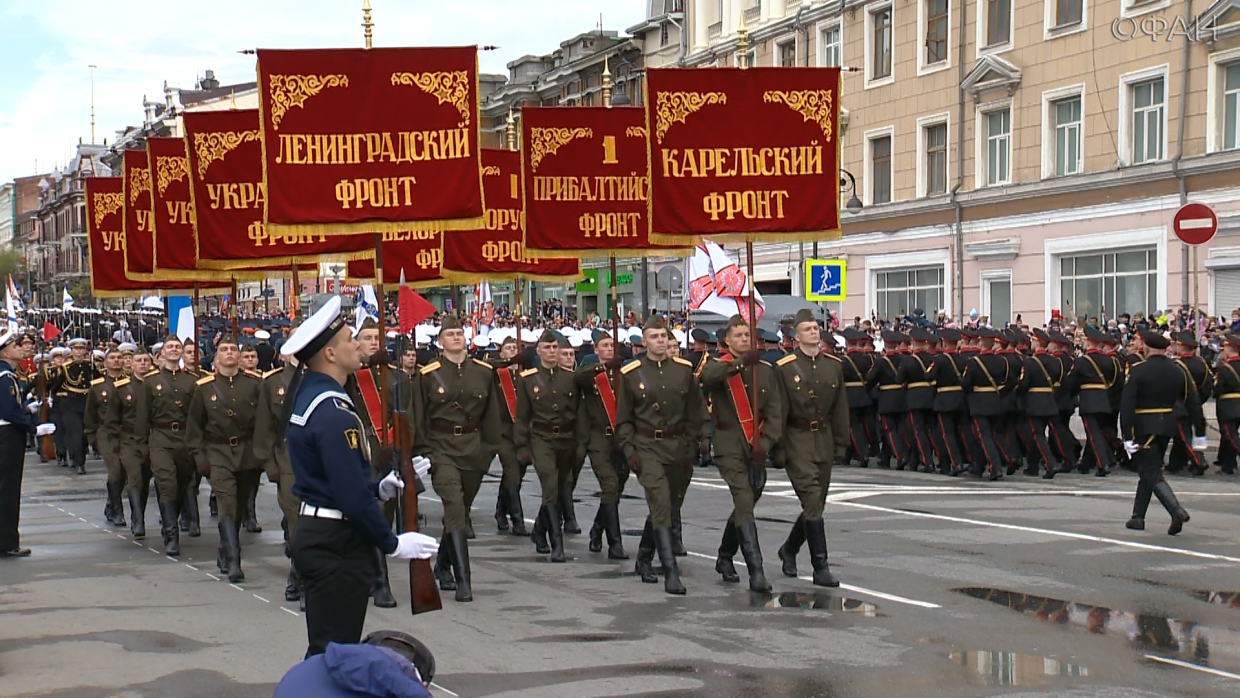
[602,56,621,373]
[737,19,759,424]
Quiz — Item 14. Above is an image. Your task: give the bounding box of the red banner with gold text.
[122,149,155,280]
[441,149,581,283]
[183,109,373,271]
[347,230,444,288]
[521,105,687,258]
[255,47,484,236]
[644,67,842,244]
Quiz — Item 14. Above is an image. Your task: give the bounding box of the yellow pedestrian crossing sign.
[805,259,846,301]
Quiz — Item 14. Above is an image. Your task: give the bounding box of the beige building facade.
[681,0,1240,325]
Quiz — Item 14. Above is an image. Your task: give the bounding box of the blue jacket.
[272,643,431,698]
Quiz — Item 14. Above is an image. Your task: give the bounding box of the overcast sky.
[0,0,646,183]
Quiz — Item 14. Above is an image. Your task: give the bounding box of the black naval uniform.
[866,334,908,469]
[0,356,36,556]
[839,331,875,466]
[1214,348,1240,476]
[1064,327,1120,476]
[926,331,967,475]
[48,352,98,474]
[1168,333,1211,475]
[1017,346,1063,478]
[960,330,1009,479]
[894,330,937,472]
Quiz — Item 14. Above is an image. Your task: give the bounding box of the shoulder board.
[777,354,798,366]
[90,377,106,386]
[672,356,693,367]
[710,355,728,363]
[196,375,215,385]
[826,354,841,362]
[262,368,282,379]
[620,360,641,375]
[113,378,129,387]
[244,370,262,379]
[144,369,160,377]
[472,358,494,370]
[418,361,441,375]
[759,360,772,367]
[519,367,538,377]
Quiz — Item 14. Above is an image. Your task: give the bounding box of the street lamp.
[840,169,863,214]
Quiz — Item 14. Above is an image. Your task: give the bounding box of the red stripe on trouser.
[1027,418,1054,466]
[907,413,929,465]
[1224,421,1240,451]
[1082,415,1101,468]
[938,414,956,467]
[1176,423,1203,468]
[881,415,902,459]
[971,417,995,468]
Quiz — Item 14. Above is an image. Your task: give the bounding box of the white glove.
[1123,440,1139,456]
[377,471,404,501]
[26,401,40,414]
[388,531,439,560]
[36,423,56,436]
[1192,435,1208,452]
[412,455,431,479]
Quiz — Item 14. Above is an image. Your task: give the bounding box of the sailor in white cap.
[280,296,437,658]
[254,329,276,372]
[0,327,38,557]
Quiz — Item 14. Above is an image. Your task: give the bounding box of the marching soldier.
[895,328,937,473]
[48,348,68,467]
[927,329,967,476]
[839,329,874,467]
[1167,331,1211,476]
[0,328,36,558]
[576,330,629,559]
[770,309,847,588]
[48,338,97,474]
[1121,329,1202,535]
[557,338,585,535]
[489,336,528,536]
[135,335,198,556]
[699,314,782,592]
[1064,326,1120,477]
[868,331,909,469]
[514,330,579,562]
[414,314,501,602]
[960,328,1009,480]
[1017,330,1063,479]
[1048,330,1081,468]
[254,353,304,606]
[107,349,153,538]
[187,335,263,583]
[616,316,708,595]
[1214,334,1240,476]
[84,348,126,527]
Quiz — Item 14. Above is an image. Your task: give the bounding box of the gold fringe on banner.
[197,249,374,270]
[439,269,582,284]
[525,246,693,260]
[647,229,843,246]
[264,217,485,238]
[346,276,445,291]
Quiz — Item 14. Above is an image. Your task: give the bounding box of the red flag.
[398,285,435,332]
[43,322,61,342]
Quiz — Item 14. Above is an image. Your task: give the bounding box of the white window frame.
[1042,227,1167,324]
[865,248,954,319]
[976,0,1015,56]
[864,2,895,89]
[1117,64,1170,166]
[1119,0,1169,21]
[979,268,1014,324]
[776,35,799,68]
[1206,47,1240,153]
[863,125,896,206]
[1043,0,1087,39]
[974,97,1013,189]
[816,20,843,68]
[916,112,951,198]
[917,0,952,76]
[1041,84,1086,179]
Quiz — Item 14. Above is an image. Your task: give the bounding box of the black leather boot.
[159,501,180,556]
[448,528,473,602]
[670,505,687,557]
[209,492,218,518]
[588,507,604,553]
[737,520,772,592]
[530,504,550,553]
[1127,481,1153,530]
[715,519,740,583]
[106,482,127,527]
[1153,482,1190,535]
[602,502,628,560]
[220,517,244,583]
[545,502,566,562]
[465,516,476,540]
[242,484,261,533]
[635,517,657,583]
[126,486,145,539]
[560,480,580,534]
[494,488,509,532]
[506,483,527,536]
[803,517,840,587]
[653,526,686,595]
[778,515,805,577]
[183,486,200,538]
[372,547,397,608]
[285,561,301,602]
[179,488,191,532]
[434,541,456,592]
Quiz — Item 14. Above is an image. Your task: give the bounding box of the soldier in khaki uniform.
[575,330,628,559]
[488,337,528,536]
[108,349,153,538]
[414,314,500,602]
[187,335,262,583]
[85,349,127,528]
[514,330,579,562]
[254,358,304,606]
[772,309,848,588]
[616,316,709,595]
[699,314,783,592]
[135,336,199,556]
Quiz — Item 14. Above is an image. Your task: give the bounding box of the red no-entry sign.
[1173,202,1218,245]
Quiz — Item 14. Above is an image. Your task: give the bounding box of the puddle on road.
[954,587,1240,675]
[949,650,1088,686]
[521,631,648,643]
[743,591,883,616]
[1193,590,1240,609]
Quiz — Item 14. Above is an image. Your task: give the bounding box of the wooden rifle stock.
[394,405,442,614]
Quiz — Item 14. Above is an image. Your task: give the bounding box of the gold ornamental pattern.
[763,89,834,143]
[193,130,259,179]
[654,91,726,144]
[155,156,189,195]
[390,71,471,124]
[127,166,151,205]
[481,166,501,176]
[267,74,349,131]
[93,192,123,226]
[625,126,647,139]
[527,127,592,172]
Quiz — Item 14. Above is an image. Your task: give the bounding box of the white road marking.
[90,523,100,528]
[1143,655,1240,680]
[185,564,199,571]
[253,594,270,603]
[146,548,160,554]
[281,607,300,617]
[77,517,89,523]
[431,682,459,696]
[206,573,220,581]
[229,584,245,591]
[166,556,178,562]
[832,500,1240,564]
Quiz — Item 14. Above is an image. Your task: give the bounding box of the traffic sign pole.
[1172,202,1217,340]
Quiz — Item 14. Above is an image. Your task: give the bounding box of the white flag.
[4,276,21,332]
[62,287,74,310]
[354,284,380,333]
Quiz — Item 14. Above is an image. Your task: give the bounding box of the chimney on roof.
[164,80,175,110]
[201,70,219,90]
[143,95,155,124]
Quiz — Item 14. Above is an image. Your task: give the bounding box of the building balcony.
[708,21,722,39]
[744,5,762,25]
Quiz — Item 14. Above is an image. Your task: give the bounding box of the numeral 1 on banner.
[511,174,519,199]
[602,136,618,165]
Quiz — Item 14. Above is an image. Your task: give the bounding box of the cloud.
[0,0,645,182]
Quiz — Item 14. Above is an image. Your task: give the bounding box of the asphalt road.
[2,450,1239,698]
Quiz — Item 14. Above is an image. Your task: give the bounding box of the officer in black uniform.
[1065,326,1120,476]
[960,328,1008,480]
[1167,331,1211,476]
[1017,329,1063,479]
[0,329,37,558]
[927,328,967,476]
[1213,333,1240,476]
[283,297,439,658]
[49,337,98,474]
[839,328,874,466]
[867,331,909,469]
[1121,329,1202,535]
[895,327,937,472]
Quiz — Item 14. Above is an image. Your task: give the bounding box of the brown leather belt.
[153,420,186,432]
[533,420,574,436]
[636,424,684,440]
[429,419,478,435]
[208,431,252,446]
[788,415,828,432]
